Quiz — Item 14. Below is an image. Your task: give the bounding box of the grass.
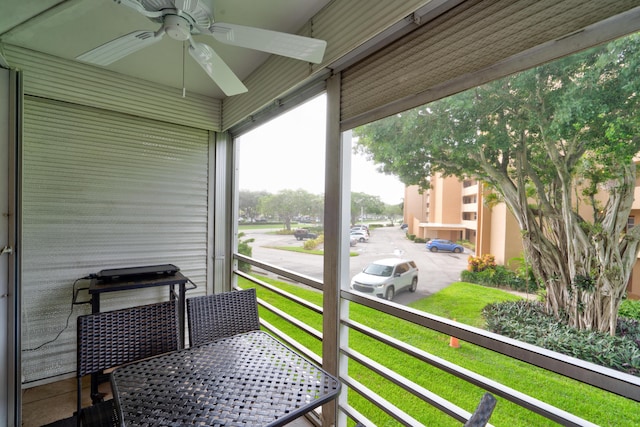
[238,222,288,230]
[265,245,359,257]
[240,276,639,427]
[409,281,523,327]
[266,246,324,255]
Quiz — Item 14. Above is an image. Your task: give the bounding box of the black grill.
[353,284,374,293]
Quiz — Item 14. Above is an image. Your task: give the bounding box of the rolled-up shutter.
[340,0,640,129]
[21,96,209,383]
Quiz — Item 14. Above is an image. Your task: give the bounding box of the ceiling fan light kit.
[77,0,327,96]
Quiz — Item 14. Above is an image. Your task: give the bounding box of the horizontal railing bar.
[235,253,323,290]
[259,318,322,366]
[234,269,323,315]
[338,403,375,427]
[258,297,323,342]
[341,289,640,401]
[343,318,595,427]
[341,346,474,423]
[340,374,425,427]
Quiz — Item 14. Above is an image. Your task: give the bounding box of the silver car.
[350,258,419,300]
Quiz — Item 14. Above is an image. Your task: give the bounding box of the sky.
[237,94,405,205]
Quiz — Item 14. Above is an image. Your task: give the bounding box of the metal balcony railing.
[233,253,640,426]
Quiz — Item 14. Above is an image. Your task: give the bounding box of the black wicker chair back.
[464,392,497,427]
[187,288,260,347]
[76,300,179,426]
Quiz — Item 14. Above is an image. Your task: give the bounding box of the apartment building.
[403,173,640,299]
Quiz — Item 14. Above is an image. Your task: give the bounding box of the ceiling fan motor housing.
[164,14,192,41]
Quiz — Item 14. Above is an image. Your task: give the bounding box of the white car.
[350,258,419,300]
[350,230,369,242]
[351,224,370,235]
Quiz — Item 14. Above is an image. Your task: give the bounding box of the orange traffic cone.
[449,318,460,348]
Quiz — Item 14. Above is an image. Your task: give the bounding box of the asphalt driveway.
[244,225,471,305]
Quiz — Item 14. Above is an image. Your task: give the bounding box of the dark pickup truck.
[294,229,318,240]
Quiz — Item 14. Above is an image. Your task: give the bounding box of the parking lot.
[243,225,471,305]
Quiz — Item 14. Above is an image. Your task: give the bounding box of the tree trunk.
[511,164,640,334]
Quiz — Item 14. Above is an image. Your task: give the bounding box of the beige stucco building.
[404,173,640,299]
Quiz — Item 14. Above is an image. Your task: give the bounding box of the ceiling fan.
[76,0,327,96]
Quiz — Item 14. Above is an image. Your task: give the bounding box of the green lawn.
[238,222,288,230]
[265,245,359,257]
[240,276,639,426]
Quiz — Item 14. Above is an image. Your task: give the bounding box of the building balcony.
[461,219,478,230]
[462,203,478,212]
[462,184,479,196]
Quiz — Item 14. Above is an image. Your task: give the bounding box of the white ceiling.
[0,0,332,99]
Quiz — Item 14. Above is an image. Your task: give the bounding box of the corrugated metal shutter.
[4,45,221,131]
[221,0,427,130]
[312,0,428,66]
[21,96,209,383]
[222,56,312,130]
[340,0,640,126]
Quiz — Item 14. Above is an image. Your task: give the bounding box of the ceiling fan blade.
[77,30,164,66]
[209,23,327,64]
[174,0,200,14]
[118,0,163,19]
[188,41,248,96]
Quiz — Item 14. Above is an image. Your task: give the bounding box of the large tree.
[239,190,269,222]
[355,35,640,334]
[260,189,322,230]
[351,192,385,225]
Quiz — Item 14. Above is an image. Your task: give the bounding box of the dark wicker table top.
[110,331,341,426]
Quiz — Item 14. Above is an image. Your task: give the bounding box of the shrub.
[620,299,640,320]
[237,232,254,273]
[461,268,496,286]
[457,239,475,251]
[407,234,416,241]
[414,237,427,243]
[275,229,294,235]
[617,317,640,348]
[462,256,539,292]
[483,301,640,376]
[467,254,496,272]
[303,234,323,250]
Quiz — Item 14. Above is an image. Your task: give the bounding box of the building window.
[462,195,477,204]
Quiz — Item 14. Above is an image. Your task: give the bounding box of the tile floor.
[21,376,315,426]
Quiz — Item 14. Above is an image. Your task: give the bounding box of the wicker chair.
[186,288,260,347]
[464,392,497,427]
[76,300,179,426]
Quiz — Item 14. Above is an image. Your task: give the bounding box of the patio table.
[110,330,341,426]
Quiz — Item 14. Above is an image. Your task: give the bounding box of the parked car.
[425,239,464,253]
[400,223,408,230]
[349,236,358,247]
[350,230,369,242]
[293,229,318,240]
[351,224,370,235]
[350,258,419,300]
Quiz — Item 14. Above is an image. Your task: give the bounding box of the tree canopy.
[355,34,640,333]
[240,189,397,227]
[351,192,385,225]
[239,190,270,222]
[259,189,322,230]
